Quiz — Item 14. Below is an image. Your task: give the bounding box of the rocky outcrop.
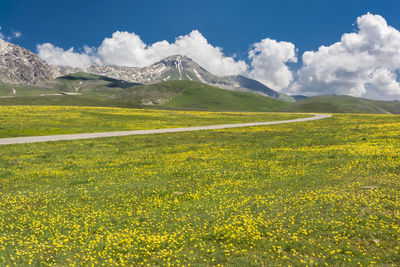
[0,39,60,85]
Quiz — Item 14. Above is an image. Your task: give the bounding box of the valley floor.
[0,106,306,138]
[0,108,399,265]
[0,113,328,145]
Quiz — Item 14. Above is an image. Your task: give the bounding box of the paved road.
[0,114,331,145]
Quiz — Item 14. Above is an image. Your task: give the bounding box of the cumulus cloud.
[29,13,400,99]
[37,30,248,76]
[289,13,400,100]
[37,43,100,69]
[248,38,297,91]
[37,30,302,90]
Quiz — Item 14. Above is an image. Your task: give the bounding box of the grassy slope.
[157,80,288,111]
[0,76,289,112]
[0,95,144,108]
[1,114,400,265]
[279,95,400,114]
[6,73,400,114]
[0,82,58,96]
[0,106,305,138]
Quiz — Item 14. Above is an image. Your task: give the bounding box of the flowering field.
[0,106,305,138]
[1,110,400,265]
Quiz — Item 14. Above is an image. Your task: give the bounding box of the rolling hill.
[279,95,400,114]
[0,73,289,112]
[2,70,400,114]
[150,80,288,111]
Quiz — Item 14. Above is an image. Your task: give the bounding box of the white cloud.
[37,30,248,76]
[289,13,400,100]
[248,38,297,91]
[36,30,301,91]
[12,31,21,39]
[0,26,22,41]
[167,30,248,76]
[37,43,101,69]
[28,13,400,100]
[0,26,4,40]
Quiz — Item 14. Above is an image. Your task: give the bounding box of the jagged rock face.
[0,39,59,85]
[59,56,209,84]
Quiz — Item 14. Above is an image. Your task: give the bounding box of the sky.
[1,0,400,100]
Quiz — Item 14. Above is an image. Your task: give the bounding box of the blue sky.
[1,0,400,99]
[1,0,398,57]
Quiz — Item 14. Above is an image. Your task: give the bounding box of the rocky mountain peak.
[0,39,60,85]
[156,55,206,71]
[158,55,194,65]
[0,38,13,54]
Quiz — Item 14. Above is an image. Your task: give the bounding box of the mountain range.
[63,55,294,102]
[0,38,294,102]
[2,38,400,114]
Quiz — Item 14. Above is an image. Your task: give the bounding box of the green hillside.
[3,74,400,114]
[0,95,144,108]
[279,95,400,114]
[143,80,288,111]
[0,74,288,112]
[0,82,60,96]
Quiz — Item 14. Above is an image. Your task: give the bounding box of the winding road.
[0,114,331,145]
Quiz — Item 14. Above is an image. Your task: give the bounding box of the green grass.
[279,95,400,114]
[3,73,400,114]
[158,80,289,111]
[0,82,58,97]
[0,106,306,138]
[0,95,144,108]
[1,112,400,265]
[0,77,289,112]
[4,77,400,114]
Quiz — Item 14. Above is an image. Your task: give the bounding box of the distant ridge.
[57,55,295,102]
[291,95,308,101]
[279,95,400,114]
[0,71,290,112]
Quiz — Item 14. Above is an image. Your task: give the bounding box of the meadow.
[0,108,400,266]
[0,106,305,138]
